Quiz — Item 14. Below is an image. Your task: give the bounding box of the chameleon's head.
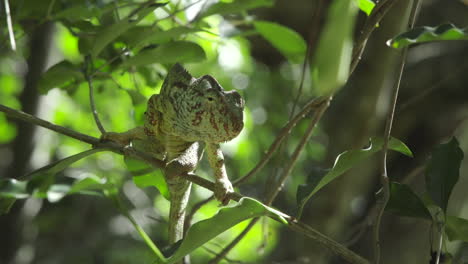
[156,63,245,143]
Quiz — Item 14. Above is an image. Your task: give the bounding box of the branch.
[233,96,327,186]
[0,104,99,145]
[373,0,421,263]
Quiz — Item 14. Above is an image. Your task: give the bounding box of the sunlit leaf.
[133,172,170,200]
[388,23,468,49]
[425,137,464,213]
[311,0,358,95]
[356,0,375,16]
[196,0,274,20]
[296,137,412,215]
[90,2,166,57]
[446,215,468,242]
[119,41,206,68]
[166,197,286,263]
[125,157,170,200]
[38,61,82,93]
[386,182,432,219]
[254,21,307,63]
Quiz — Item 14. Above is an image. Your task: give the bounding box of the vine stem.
[373,0,421,263]
[3,0,16,51]
[84,56,107,134]
[0,103,369,264]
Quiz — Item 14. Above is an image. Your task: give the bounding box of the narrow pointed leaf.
[0,149,104,201]
[254,21,307,63]
[298,137,411,202]
[425,137,464,213]
[166,198,286,263]
[386,182,432,219]
[388,23,468,49]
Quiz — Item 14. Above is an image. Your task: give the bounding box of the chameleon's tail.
[168,180,192,244]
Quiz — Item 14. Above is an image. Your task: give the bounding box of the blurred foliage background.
[0,0,468,263]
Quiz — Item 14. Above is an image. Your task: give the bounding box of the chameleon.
[103,63,245,245]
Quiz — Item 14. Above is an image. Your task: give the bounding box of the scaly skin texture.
[103,64,244,246]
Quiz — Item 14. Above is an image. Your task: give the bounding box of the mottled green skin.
[105,64,244,245]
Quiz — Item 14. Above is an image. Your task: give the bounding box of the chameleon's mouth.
[225,90,244,134]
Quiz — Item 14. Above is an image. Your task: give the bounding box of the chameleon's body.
[105,64,244,245]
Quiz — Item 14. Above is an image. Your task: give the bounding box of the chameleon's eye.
[207,96,215,102]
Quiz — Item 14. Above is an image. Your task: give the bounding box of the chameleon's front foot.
[214,178,234,205]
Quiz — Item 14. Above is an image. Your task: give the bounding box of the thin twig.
[207,219,257,264]
[373,1,421,263]
[84,56,107,134]
[233,96,327,186]
[289,0,324,120]
[350,0,398,75]
[0,103,369,264]
[266,96,331,204]
[4,0,16,51]
[398,63,468,113]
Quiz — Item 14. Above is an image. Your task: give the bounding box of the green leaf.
[196,0,274,20]
[0,149,104,202]
[53,5,99,22]
[122,26,202,49]
[355,0,375,16]
[0,179,28,199]
[385,182,432,220]
[0,197,16,215]
[446,215,468,242]
[311,0,358,95]
[27,149,104,179]
[90,2,166,57]
[425,137,464,213]
[120,41,206,68]
[68,174,108,194]
[388,23,468,49]
[38,61,83,93]
[166,198,286,263]
[296,137,412,209]
[125,157,170,200]
[133,172,170,201]
[254,21,307,63]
